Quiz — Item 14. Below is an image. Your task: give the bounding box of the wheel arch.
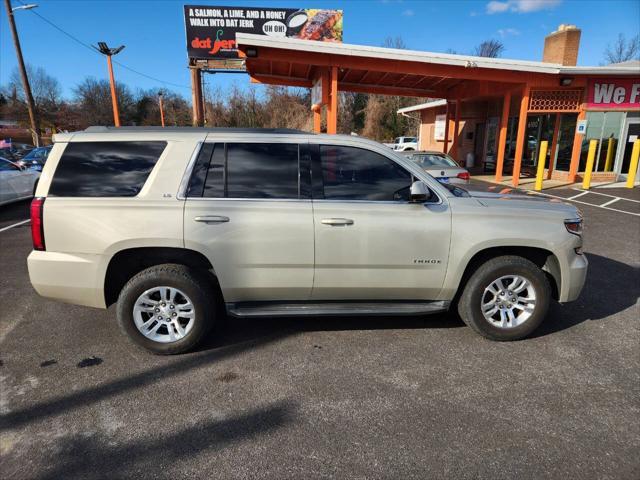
[104,246,219,307]
[453,246,561,303]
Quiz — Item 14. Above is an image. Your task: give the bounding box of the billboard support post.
[190,67,204,127]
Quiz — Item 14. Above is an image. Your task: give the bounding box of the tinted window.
[49,141,166,197]
[224,143,299,199]
[186,143,214,198]
[319,145,412,201]
[202,143,225,197]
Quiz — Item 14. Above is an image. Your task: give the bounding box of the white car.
[392,136,418,151]
[0,157,40,206]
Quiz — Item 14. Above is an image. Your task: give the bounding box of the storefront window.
[579,112,625,172]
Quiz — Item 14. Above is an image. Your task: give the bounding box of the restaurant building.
[234,24,640,186]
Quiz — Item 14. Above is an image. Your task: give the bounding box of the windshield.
[394,138,401,144]
[412,153,458,168]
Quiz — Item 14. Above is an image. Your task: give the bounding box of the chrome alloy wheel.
[480,275,537,329]
[133,287,195,343]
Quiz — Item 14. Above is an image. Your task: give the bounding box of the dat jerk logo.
[191,30,245,56]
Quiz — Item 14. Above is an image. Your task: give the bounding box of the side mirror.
[410,181,430,203]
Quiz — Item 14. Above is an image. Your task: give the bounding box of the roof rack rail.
[83,126,311,134]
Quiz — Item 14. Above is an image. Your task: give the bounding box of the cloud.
[498,28,521,36]
[402,9,415,16]
[486,0,561,14]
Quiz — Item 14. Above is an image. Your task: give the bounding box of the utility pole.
[4,0,41,146]
[94,42,125,127]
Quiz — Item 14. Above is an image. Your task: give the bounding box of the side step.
[226,301,450,318]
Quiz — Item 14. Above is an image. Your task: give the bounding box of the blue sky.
[1,0,639,98]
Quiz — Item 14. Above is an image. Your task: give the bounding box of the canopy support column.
[495,89,512,183]
[546,114,561,180]
[569,106,586,183]
[451,96,461,162]
[512,83,530,187]
[443,101,450,154]
[327,66,338,134]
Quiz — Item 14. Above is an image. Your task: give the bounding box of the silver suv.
[28,127,587,354]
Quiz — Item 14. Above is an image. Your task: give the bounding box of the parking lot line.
[600,198,621,207]
[567,191,590,200]
[534,191,640,216]
[0,219,30,233]
[569,188,640,204]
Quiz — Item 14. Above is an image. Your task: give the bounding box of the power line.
[15,0,191,90]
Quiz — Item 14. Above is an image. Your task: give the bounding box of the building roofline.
[397,99,447,114]
[237,33,640,77]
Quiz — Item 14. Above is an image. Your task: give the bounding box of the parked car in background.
[406,151,470,184]
[16,146,52,171]
[0,142,34,160]
[0,157,40,206]
[392,136,418,151]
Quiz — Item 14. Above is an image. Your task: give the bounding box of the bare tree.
[73,77,136,127]
[604,33,640,64]
[474,39,505,58]
[4,65,62,130]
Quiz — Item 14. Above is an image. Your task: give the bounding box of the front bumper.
[560,251,588,303]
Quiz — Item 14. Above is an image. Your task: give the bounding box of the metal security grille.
[528,89,582,112]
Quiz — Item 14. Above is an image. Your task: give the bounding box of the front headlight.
[564,218,583,236]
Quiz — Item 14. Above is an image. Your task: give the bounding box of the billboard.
[184,5,343,60]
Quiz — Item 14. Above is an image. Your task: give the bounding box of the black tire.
[116,264,215,354]
[457,255,551,341]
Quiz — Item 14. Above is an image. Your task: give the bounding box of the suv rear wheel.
[116,264,215,354]
[457,255,551,341]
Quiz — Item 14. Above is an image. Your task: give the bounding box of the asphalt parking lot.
[1,186,639,479]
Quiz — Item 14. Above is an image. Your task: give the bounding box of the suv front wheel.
[457,255,551,341]
[117,264,215,354]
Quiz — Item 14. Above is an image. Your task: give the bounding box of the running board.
[226,301,450,318]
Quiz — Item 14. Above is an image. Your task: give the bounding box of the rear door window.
[49,141,166,197]
[190,142,302,199]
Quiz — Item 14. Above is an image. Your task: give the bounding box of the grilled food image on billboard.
[298,10,343,41]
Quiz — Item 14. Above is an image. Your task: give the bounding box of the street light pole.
[105,55,120,127]
[93,42,125,127]
[3,0,41,146]
[158,91,165,127]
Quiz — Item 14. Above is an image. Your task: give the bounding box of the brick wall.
[542,25,581,66]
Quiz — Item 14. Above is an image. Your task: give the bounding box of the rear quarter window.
[48,141,166,197]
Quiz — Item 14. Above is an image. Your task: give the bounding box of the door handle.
[194,215,229,224]
[321,218,354,226]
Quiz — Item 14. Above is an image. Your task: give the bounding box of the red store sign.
[587,78,640,109]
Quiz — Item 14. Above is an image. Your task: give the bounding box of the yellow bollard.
[534,140,549,191]
[604,137,615,172]
[626,139,640,188]
[582,139,598,190]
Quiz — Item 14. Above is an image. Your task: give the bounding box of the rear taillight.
[30,197,45,251]
[457,172,470,181]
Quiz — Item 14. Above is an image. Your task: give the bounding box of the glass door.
[483,117,499,165]
[553,114,578,172]
[617,119,640,181]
